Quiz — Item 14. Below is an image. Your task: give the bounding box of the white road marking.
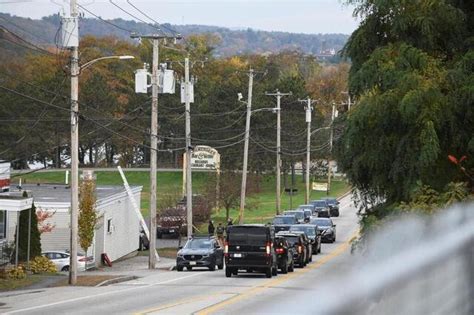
[5,272,203,314]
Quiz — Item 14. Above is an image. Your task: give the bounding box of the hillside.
[0,13,348,59]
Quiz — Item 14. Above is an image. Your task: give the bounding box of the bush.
[7,265,26,280]
[29,256,57,274]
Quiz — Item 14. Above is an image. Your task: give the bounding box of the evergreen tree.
[14,193,42,262]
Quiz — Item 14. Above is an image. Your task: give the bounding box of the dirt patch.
[52,275,120,287]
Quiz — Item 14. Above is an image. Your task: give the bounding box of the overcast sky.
[1,0,359,34]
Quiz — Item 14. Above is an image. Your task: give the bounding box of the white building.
[1,183,142,266]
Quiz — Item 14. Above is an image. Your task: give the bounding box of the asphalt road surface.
[2,194,358,315]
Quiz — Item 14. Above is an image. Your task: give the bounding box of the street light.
[69,54,134,284]
[81,55,135,71]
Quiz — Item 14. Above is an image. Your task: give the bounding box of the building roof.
[1,184,142,211]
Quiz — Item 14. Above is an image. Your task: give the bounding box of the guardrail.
[290,203,474,315]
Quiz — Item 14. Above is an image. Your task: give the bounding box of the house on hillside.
[1,183,142,267]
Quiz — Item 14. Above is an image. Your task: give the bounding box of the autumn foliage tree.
[78,178,97,255]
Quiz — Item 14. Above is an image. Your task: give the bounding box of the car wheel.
[225,268,232,278]
[309,254,313,262]
[157,232,163,239]
[218,262,224,270]
[272,266,278,276]
[61,266,69,272]
[186,266,193,271]
[177,265,183,272]
[318,245,321,254]
[281,261,288,274]
[265,268,272,278]
[232,270,238,275]
[288,261,294,272]
[209,263,216,271]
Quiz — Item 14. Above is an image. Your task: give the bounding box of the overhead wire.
[109,0,161,33]
[77,3,134,33]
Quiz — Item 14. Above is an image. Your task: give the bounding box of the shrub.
[30,256,57,274]
[7,265,26,280]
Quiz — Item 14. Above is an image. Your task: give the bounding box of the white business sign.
[312,182,328,191]
[189,146,220,170]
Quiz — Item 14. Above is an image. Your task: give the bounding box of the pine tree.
[14,192,42,262]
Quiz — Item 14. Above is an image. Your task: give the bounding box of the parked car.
[297,205,316,221]
[283,210,305,223]
[157,207,186,238]
[225,224,278,278]
[42,251,91,272]
[289,224,322,254]
[310,217,337,243]
[276,232,307,268]
[274,235,295,274]
[322,197,340,217]
[310,200,331,217]
[176,236,224,271]
[272,215,298,233]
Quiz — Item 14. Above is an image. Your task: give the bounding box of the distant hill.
[0,13,348,59]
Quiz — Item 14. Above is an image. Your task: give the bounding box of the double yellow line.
[196,231,358,315]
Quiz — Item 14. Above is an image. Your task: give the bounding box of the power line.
[125,0,181,36]
[109,0,161,32]
[77,4,134,33]
[0,26,55,56]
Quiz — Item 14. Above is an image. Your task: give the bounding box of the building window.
[0,210,6,240]
[107,218,113,233]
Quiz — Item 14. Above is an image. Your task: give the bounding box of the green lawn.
[15,170,350,224]
[212,176,349,225]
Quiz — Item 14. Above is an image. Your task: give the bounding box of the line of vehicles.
[176,197,340,277]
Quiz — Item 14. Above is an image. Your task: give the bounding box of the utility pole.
[238,69,254,224]
[184,57,193,238]
[299,98,316,204]
[327,102,336,195]
[131,33,181,269]
[266,90,291,215]
[69,0,79,285]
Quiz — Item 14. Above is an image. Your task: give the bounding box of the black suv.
[274,236,295,274]
[272,215,298,233]
[322,197,340,217]
[289,224,322,255]
[277,232,308,268]
[225,225,278,278]
[176,236,224,271]
[310,199,330,218]
[310,217,337,243]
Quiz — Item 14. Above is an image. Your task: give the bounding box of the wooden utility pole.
[266,90,292,215]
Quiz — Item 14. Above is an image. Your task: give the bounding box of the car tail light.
[298,245,303,254]
[78,257,87,262]
[265,242,271,256]
[224,241,229,256]
[275,248,284,254]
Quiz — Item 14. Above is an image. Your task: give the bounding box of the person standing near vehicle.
[216,223,225,247]
[227,218,233,228]
[208,220,215,236]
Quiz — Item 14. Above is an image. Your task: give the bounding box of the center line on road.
[195,230,359,315]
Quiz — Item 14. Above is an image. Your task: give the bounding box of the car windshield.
[313,201,327,207]
[289,226,315,236]
[184,238,212,249]
[298,205,312,210]
[273,216,295,224]
[324,199,337,205]
[311,219,332,227]
[284,211,304,220]
[283,236,300,246]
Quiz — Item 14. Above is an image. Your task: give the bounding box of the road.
[1,194,358,315]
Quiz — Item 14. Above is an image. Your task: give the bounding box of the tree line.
[0,34,349,178]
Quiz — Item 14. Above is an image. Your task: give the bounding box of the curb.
[169,265,176,271]
[95,275,137,287]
